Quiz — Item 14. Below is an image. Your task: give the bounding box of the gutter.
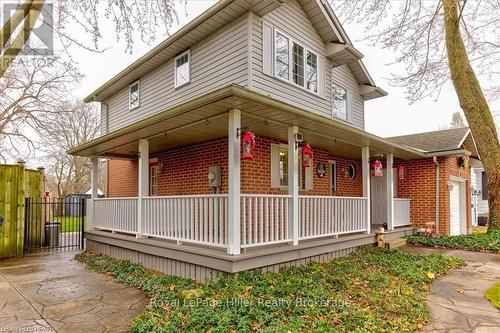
[433,156,440,233]
[425,148,471,157]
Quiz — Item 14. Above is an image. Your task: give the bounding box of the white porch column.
[137,138,149,238]
[288,126,299,245]
[386,153,394,230]
[227,109,241,255]
[361,147,371,234]
[88,157,99,231]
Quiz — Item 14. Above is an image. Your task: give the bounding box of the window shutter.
[305,158,313,190]
[318,56,326,97]
[262,22,273,76]
[482,171,488,200]
[271,143,280,188]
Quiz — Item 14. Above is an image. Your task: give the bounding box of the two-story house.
[69,0,476,281]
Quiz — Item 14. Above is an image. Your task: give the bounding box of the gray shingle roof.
[386,127,470,153]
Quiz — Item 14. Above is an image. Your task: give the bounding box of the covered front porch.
[72,85,421,257]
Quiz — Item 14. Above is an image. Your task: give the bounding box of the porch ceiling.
[68,85,425,160]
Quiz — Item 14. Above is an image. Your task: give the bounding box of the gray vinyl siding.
[100,103,108,135]
[332,65,365,129]
[104,15,250,133]
[102,1,367,133]
[250,0,365,130]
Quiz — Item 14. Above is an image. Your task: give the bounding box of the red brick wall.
[397,156,471,234]
[155,138,228,195]
[107,159,138,197]
[107,136,363,198]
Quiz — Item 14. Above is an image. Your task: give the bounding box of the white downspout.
[433,157,440,233]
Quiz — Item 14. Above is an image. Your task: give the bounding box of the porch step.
[385,238,406,250]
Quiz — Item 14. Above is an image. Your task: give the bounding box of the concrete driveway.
[405,246,500,333]
[0,251,148,333]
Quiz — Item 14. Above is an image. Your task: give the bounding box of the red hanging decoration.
[302,144,313,168]
[241,131,256,160]
[371,160,383,177]
[397,165,405,180]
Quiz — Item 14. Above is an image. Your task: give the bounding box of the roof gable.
[84,0,384,103]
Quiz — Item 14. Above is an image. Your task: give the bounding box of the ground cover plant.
[407,230,500,253]
[76,246,464,333]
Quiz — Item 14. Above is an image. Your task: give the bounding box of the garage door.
[450,180,462,236]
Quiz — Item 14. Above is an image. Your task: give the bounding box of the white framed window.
[279,146,289,187]
[175,50,190,88]
[271,144,310,190]
[292,42,304,86]
[129,81,140,110]
[332,84,349,121]
[149,164,159,196]
[275,32,289,81]
[274,30,319,94]
[306,51,318,93]
[328,160,337,195]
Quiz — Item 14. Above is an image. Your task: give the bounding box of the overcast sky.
[73,0,497,138]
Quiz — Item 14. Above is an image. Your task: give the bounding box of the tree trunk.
[443,0,500,232]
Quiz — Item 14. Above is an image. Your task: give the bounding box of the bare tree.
[0,0,179,77]
[41,101,101,198]
[332,0,500,232]
[450,112,466,128]
[0,58,79,161]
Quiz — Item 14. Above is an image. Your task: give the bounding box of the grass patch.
[486,282,500,309]
[406,230,500,253]
[53,216,86,233]
[76,247,464,333]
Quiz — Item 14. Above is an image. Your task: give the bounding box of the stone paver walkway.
[0,251,148,333]
[404,246,500,333]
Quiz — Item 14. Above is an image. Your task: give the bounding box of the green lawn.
[53,216,87,233]
[76,246,464,333]
[486,282,500,309]
[406,230,500,253]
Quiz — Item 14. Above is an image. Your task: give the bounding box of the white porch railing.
[143,195,228,248]
[94,198,137,234]
[394,198,411,227]
[299,196,368,240]
[240,194,292,248]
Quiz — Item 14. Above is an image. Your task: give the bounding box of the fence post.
[80,198,85,249]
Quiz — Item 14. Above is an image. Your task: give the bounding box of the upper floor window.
[332,84,348,120]
[275,32,289,80]
[306,51,318,93]
[129,81,140,110]
[175,50,190,88]
[274,30,318,94]
[292,42,304,86]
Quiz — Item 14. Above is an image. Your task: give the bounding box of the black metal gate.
[24,197,85,254]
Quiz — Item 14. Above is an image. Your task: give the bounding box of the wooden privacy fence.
[0,163,43,258]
